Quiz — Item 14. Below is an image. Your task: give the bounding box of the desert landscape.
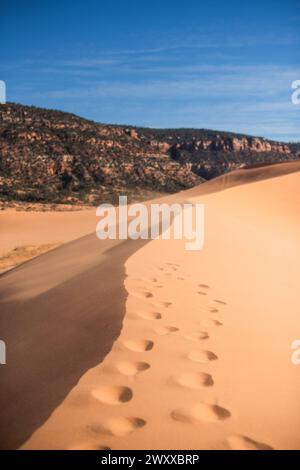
[1,0,299,454]
[1,161,300,450]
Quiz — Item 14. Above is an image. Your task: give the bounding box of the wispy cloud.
[62,58,119,67]
[3,20,299,142]
[32,65,299,99]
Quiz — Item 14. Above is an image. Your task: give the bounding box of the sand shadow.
[0,233,148,449]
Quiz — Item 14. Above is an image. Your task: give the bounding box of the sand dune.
[1,161,300,449]
[184,159,300,197]
[0,207,97,273]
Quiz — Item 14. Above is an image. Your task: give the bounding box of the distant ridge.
[0,102,299,205]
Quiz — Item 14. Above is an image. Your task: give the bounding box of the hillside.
[139,128,298,180]
[0,103,298,206]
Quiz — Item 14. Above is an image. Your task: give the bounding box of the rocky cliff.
[139,128,298,180]
[0,103,201,205]
[0,103,298,205]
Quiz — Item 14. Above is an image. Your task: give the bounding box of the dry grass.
[0,244,61,274]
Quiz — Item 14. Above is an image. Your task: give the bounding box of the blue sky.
[0,0,299,141]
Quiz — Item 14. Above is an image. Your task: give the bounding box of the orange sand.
[1,161,300,450]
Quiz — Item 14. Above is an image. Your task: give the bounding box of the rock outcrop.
[0,103,298,205]
[171,137,291,154]
[0,103,201,205]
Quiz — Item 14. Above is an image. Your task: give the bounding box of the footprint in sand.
[214,299,227,305]
[116,361,150,376]
[198,284,210,289]
[187,350,218,363]
[91,386,133,405]
[154,326,179,336]
[68,443,111,450]
[198,291,207,296]
[174,371,214,389]
[138,311,162,320]
[226,435,273,450]
[185,332,209,342]
[124,339,154,352]
[156,301,172,308]
[165,263,179,272]
[210,307,219,313]
[201,319,223,328]
[105,417,146,437]
[177,277,185,281]
[141,291,154,299]
[171,403,231,424]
